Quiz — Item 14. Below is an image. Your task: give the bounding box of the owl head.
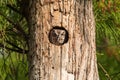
[49,27,69,45]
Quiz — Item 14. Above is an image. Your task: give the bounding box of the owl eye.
[61,32,65,36]
[51,30,57,37]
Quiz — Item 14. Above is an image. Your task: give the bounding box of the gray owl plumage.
[49,29,66,45]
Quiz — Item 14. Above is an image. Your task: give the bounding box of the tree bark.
[28,0,99,80]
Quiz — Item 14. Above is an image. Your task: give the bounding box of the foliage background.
[94,0,120,80]
[0,0,120,80]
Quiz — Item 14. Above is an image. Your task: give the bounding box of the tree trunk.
[28,0,99,80]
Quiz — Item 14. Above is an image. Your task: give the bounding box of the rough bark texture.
[28,0,99,80]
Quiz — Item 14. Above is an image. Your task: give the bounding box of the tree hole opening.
[48,26,69,46]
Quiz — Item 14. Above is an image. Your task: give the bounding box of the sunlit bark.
[28,0,99,80]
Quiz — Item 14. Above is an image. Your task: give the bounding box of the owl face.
[51,29,65,45]
[49,27,69,46]
[49,28,66,45]
[54,29,66,44]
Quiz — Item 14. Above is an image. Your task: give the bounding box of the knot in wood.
[48,26,69,46]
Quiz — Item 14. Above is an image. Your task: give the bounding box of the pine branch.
[98,63,112,80]
[6,4,21,15]
[0,43,28,54]
[6,40,26,51]
[0,12,28,41]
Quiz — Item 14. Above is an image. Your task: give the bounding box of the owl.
[49,27,68,45]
